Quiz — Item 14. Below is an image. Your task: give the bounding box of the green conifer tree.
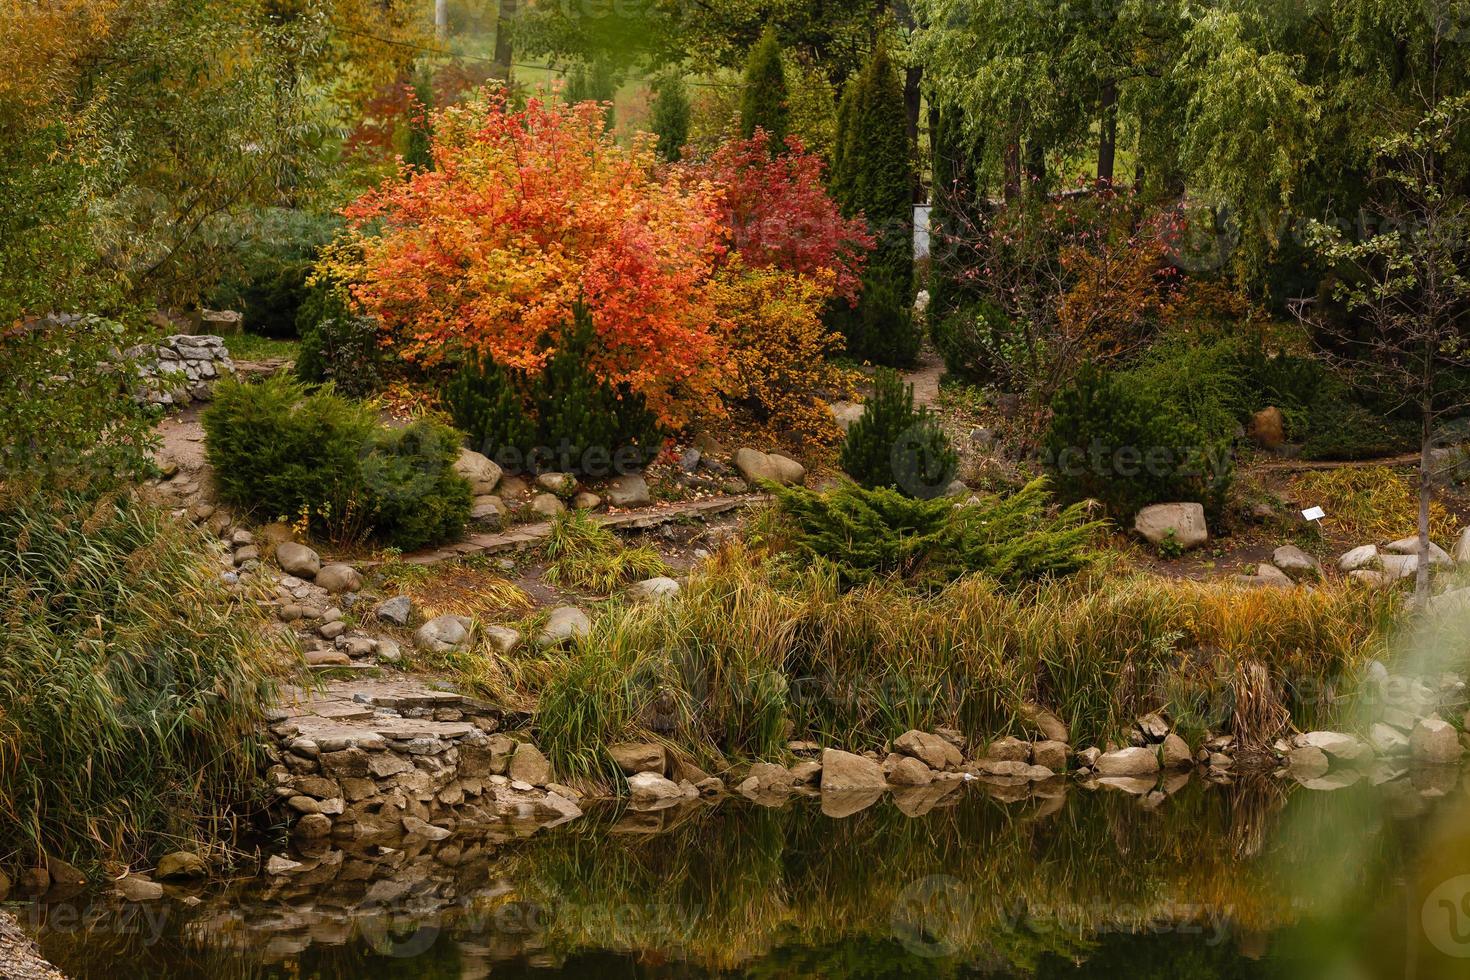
[739,28,789,152]
[651,74,691,163]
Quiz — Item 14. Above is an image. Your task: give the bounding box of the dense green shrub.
[840,368,957,498]
[1296,396,1418,461]
[829,272,922,368]
[445,311,663,476]
[360,418,474,550]
[739,28,789,150]
[930,298,1021,383]
[0,492,286,866]
[1046,340,1245,517]
[204,375,470,547]
[295,283,384,398]
[208,209,341,338]
[771,478,1103,589]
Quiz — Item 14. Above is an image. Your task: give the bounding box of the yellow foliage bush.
[709,260,846,441]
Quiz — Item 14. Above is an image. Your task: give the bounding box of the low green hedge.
[204,375,470,549]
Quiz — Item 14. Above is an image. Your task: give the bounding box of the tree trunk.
[904,66,924,203]
[493,0,518,81]
[1098,80,1117,187]
[1416,403,1433,603]
[435,0,448,40]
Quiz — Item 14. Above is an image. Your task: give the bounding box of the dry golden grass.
[1291,466,1455,544]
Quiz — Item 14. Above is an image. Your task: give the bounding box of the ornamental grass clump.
[0,492,292,868]
[543,510,669,594]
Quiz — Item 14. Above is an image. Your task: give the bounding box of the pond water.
[20,771,1470,979]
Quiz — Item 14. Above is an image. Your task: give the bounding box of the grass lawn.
[227,333,299,362]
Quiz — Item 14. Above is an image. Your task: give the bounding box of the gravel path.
[0,910,66,980]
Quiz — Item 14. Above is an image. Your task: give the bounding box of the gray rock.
[819,748,886,793]
[414,614,473,653]
[606,474,652,508]
[508,742,553,785]
[886,756,934,786]
[484,625,522,654]
[627,771,689,803]
[531,492,566,518]
[1455,527,1470,563]
[1032,740,1070,771]
[984,736,1032,762]
[894,730,963,771]
[1386,536,1453,565]
[1338,544,1381,573]
[1368,723,1409,755]
[627,576,680,602]
[116,876,164,901]
[471,495,507,523]
[1161,733,1192,768]
[1272,545,1322,581]
[1094,747,1160,776]
[733,448,806,487]
[1380,553,1420,581]
[375,595,413,626]
[1349,569,1388,589]
[1410,718,1463,764]
[454,449,502,495]
[155,851,208,879]
[401,816,451,841]
[275,541,321,578]
[1289,745,1330,779]
[572,491,602,510]
[1296,731,1371,762]
[1133,503,1208,550]
[537,606,590,648]
[316,563,361,594]
[829,401,866,432]
[536,472,578,497]
[610,742,667,775]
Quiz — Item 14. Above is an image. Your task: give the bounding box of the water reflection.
[24,770,1470,978]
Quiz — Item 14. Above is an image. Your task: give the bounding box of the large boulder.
[1455,527,1470,563]
[508,742,553,785]
[537,606,590,648]
[734,448,806,487]
[414,614,472,653]
[886,756,934,786]
[1093,747,1160,777]
[1380,553,1420,581]
[1248,407,1286,449]
[627,577,680,602]
[605,474,652,508]
[893,730,963,771]
[1338,545,1381,573]
[375,595,413,627]
[1410,718,1463,764]
[1272,545,1322,582]
[1133,503,1208,550]
[315,563,361,594]
[275,541,321,578]
[819,749,886,793]
[627,771,688,804]
[531,493,566,518]
[454,448,502,495]
[610,742,667,776]
[1386,536,1453,565]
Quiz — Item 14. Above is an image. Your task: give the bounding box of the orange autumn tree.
[322,90,728,428]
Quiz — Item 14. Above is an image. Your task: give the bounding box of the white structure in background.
[914,204,932,259]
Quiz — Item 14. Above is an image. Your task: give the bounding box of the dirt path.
[902,348,945,408]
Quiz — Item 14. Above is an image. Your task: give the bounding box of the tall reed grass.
[0,492,293,870]
[513,544,1398,778]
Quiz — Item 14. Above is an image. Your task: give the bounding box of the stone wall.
[127,333,234,407]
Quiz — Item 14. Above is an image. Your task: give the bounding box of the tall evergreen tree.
[830,45,918,366]
[650,74,691,162]
[928,101,985,317]
[739,28,789,151]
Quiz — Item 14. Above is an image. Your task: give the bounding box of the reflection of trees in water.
[33,776,1455,978]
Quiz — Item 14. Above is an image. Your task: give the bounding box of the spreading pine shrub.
[771,478,1103,589]
[205,375,470,547]
[1045,339,1244,518]
[840,367,957,498]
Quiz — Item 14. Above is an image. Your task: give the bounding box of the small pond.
[18,771,1470,979]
